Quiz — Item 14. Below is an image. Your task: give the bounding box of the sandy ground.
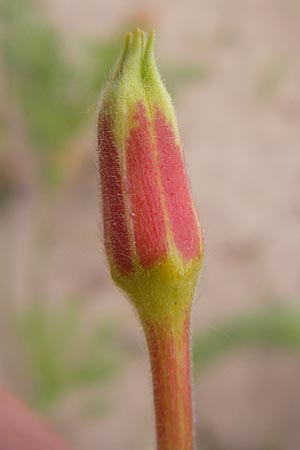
[1,0,300,449]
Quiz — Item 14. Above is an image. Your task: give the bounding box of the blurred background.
[1,0,300,449]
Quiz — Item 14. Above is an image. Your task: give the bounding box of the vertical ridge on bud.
[126,101,168,268]
[154,108,201,260]
[98,113,134,274]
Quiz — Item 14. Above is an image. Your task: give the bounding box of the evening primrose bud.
[98,29,203,323]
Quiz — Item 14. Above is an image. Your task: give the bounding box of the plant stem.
[143,310,194,450]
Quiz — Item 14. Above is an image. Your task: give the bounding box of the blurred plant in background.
[2,0,82,151]
[256,58,288,100]
[193,305,300,372]
[1,0,111,187]
[193,305,300,450]
[16,303,127,412]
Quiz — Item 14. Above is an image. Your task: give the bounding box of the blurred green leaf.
[84,38,121,97]
[193,307,300,373]
[2,0,84,151]
[17,303,126,410]
[256,59,288,99]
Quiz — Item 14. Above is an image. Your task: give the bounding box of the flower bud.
[98,29,203,322]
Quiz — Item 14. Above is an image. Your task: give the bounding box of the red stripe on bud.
[98,114,134,274]
[155,108,201,261]
[126,102,168,267]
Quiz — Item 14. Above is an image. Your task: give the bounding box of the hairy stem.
[143,310,194,450]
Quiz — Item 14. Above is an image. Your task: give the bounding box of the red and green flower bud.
[98,29,203,450]
[98,29,203,323]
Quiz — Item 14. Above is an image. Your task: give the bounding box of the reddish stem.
[143,311,194,450]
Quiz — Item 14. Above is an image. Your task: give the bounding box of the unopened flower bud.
[98,29,203,322]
